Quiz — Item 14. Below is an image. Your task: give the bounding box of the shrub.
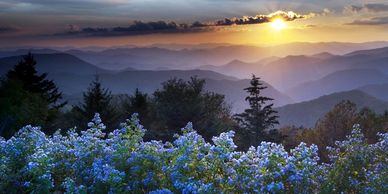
[0,114,386,193]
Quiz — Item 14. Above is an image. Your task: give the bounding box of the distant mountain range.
[203,46,388,93]
[0,53,292,113]
[276,90,388,128]
[203,79,292,112]
[2,41,387,71]
[2,42,388,124]
[287,69,388,102]
[200,59,263,78]
[0,53,109,75]
[358,83,388,102]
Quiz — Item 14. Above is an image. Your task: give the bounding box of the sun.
[271,18,286,30]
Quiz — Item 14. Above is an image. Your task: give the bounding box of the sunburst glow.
[271,18,286,30]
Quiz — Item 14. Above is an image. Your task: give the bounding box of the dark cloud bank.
[345,3,388,26]
[347,16,388,25]
[0,26,18,33]
[345,3,388,13]
[61,11,311,37]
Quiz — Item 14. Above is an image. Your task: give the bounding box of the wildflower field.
[0,113,387,193]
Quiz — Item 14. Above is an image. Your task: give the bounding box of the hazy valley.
[2,41,388,127]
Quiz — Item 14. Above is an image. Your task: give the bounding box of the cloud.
[343,3,388,26]
[0,1,14,9]
[321,8,333,16]
[344,3,388,14]
[0,0,130,14]
[61,21,209,37]
[0,26,19,34]
[58,10,312,37]
[346,16,388,25]
[1,0,127,8]
[214,11,313,26]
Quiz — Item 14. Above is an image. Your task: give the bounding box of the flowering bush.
[0,114,387,193]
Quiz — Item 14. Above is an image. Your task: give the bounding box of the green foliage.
[6,52,65,109]
[151,76,234,141]
[0,53,64,138]
[120,88,151,129]
[357,108,388,143]
[72,76,119,131]
[0,116,387,193]
[0,79,49,139]
[276,90,388,128]
[309,100,358,160]
[322,125,388,193]
[234,75,279,149]
[280,100,388,161]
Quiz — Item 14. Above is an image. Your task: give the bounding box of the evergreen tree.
[6,52,65,108]
[234,75,279,146]
[0,53,64,137]
[122,88,150,124]
[73,76,117,131]
[0,79,49,138]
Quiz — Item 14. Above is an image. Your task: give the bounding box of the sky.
[1,0,388,47]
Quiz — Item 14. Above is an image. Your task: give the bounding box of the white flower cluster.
[0,115,386,193]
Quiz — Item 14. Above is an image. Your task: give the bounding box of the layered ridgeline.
[2,41,387,70]
[201,46,388,94]
[0,113,387,193]
[0,53,292,113]
[276,90,388,127]
[0,53,109,75]
[287,69,388,102]
[358,83,388,102]
[2,43,388,121]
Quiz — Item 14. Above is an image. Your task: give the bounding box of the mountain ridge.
[276,90,388,127]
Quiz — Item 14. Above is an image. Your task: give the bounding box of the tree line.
[1,53,387,155]
[280,100,388,161]
[0,53,278,150]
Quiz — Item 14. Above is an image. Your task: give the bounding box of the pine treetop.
[6,52,65,109]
